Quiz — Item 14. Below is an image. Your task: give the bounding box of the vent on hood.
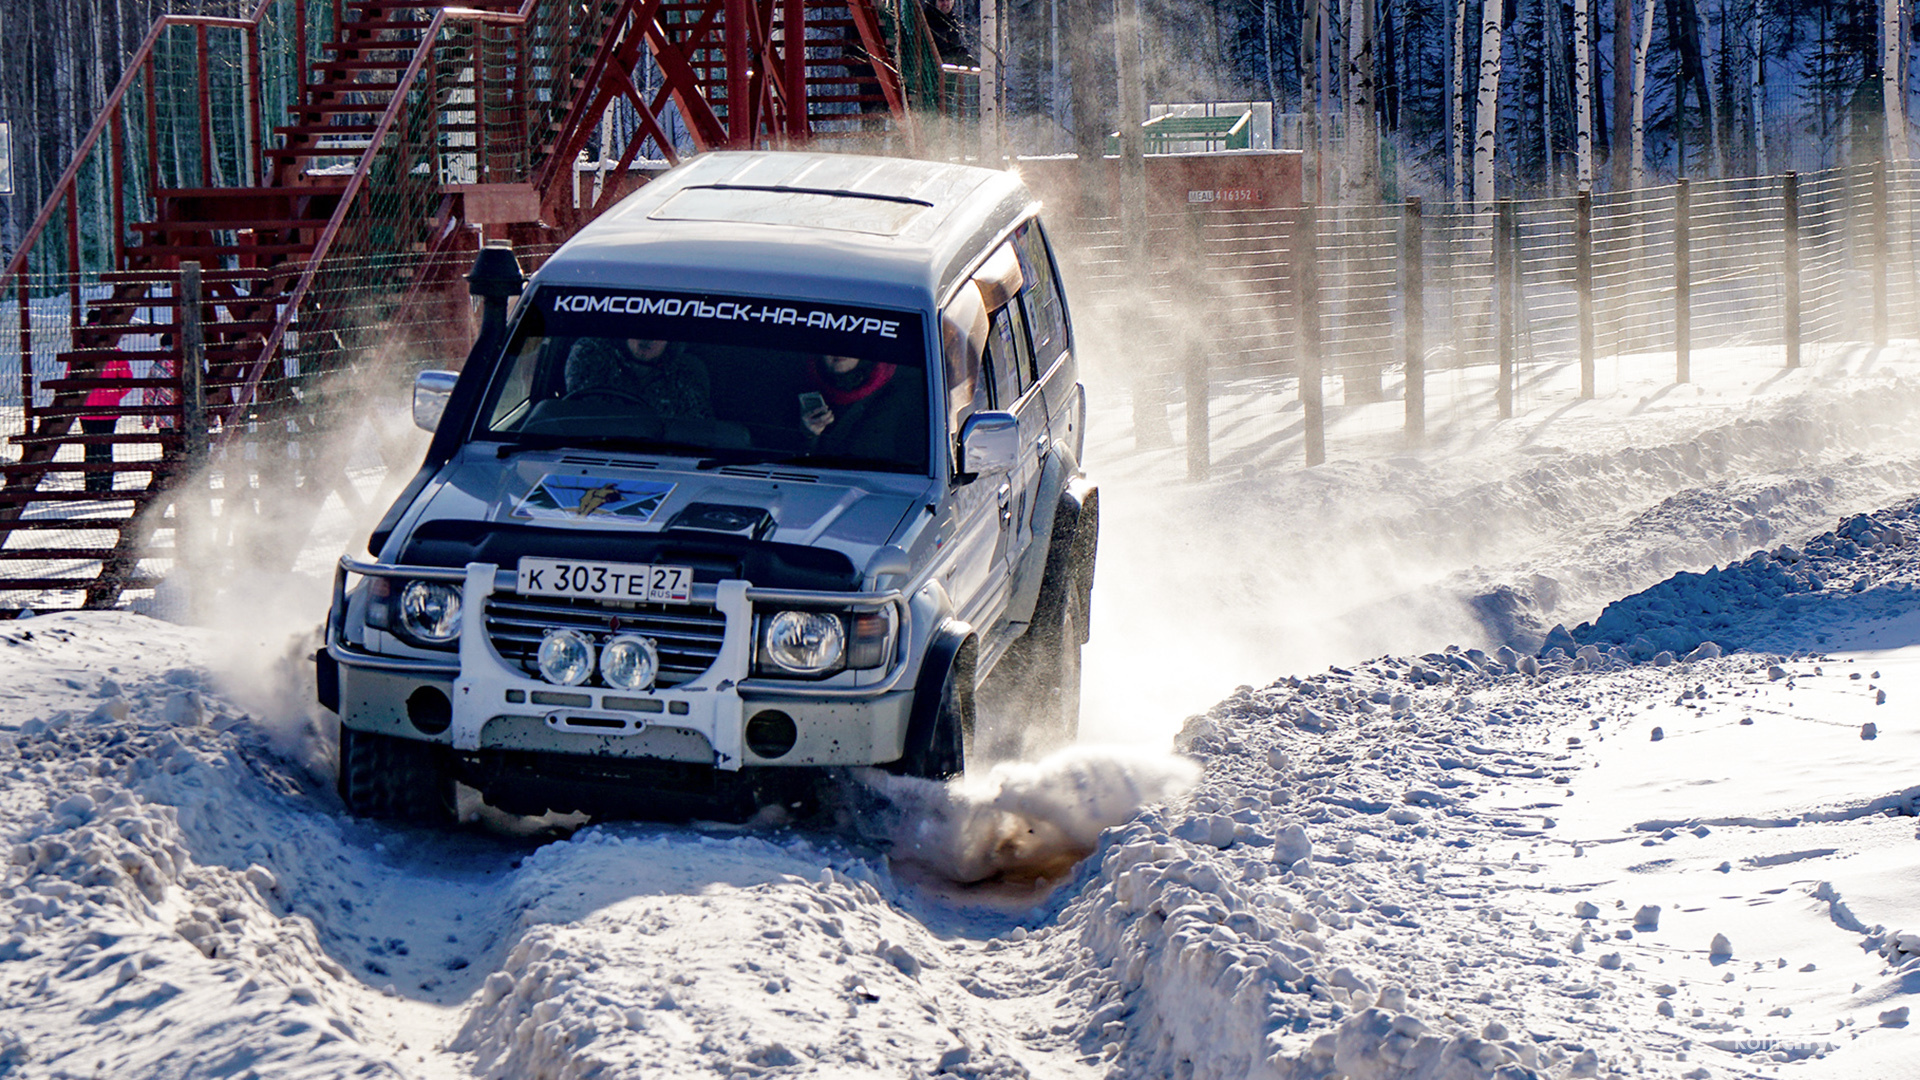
[556,455,661,470]
[714,465,818,483]
[666,503,776,541]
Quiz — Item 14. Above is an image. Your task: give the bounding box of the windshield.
[477,286,931,473]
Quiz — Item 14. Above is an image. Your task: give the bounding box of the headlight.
[600,634,660,691]
[397,581,461,643]
[536,628,595,686]
[761,610,846,675]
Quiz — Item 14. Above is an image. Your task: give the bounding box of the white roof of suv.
[532,152,1039,312]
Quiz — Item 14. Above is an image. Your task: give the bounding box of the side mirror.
[958,411,1019,479]
[412,370,459,432]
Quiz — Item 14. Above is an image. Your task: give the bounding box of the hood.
[401,446,929,575]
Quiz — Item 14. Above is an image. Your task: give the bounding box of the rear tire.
[996,559,1085,754]
[337,726,455,824]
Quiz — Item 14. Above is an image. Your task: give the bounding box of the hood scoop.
[666,502,777,541]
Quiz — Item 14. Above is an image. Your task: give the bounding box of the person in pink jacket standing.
[78,355,133,494]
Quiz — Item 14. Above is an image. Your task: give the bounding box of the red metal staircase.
[0,0,961,608]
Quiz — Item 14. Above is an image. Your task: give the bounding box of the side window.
[985,303,1033,408]
[942,292,989,438]
[1012,221,1069,374]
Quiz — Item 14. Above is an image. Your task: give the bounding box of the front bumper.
[326,557,914,770]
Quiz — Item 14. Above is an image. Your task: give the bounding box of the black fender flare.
[893,620,976,767]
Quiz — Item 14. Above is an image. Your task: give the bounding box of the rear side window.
[985,303,1033,408]
[1012,221,1069,373]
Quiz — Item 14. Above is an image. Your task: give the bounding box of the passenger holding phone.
[799,354,921,466]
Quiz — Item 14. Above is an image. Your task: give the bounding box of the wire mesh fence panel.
[1686,175,1787,351]
[1318,203,1399,393]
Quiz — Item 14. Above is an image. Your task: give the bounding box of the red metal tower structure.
[0,0,966,606]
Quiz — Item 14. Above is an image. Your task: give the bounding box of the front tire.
[337,726,455,824]
[889,641,974,780]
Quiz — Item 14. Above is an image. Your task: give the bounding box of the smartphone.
[799,391,827,414]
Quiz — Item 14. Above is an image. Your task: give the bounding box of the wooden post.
[178,261,209,620]
[1496,200,1515,419]
[1784,171,1801,369]
[1675,177,1690,384]
[1404,197,1425,445]
[1576,190,1595,399]
[1182,188,1209,480]
[180,262,207,470]
[1184,341,1210,480]
[1297,206,1325,466]
[1873,158,1890,347]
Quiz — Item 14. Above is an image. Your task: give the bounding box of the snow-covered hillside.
[2,341,1918,1079]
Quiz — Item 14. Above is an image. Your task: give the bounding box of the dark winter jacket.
[564,338,713,419]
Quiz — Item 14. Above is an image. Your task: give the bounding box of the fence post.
[1874,158,1890,347]
[1674,177,1690,384]
[1576,190,1595,399]
[1183,212,1210,481]
[1784,171,1801,369]
[180,262,207,470]
[178,261,209,620]
[1495,200,1515,419]
[1297,205,1325,466]
[1403,197,1425,445]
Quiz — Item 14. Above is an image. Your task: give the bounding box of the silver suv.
[319,151,1097,821]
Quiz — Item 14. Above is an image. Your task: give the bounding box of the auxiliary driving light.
[536,628,595,686]
[600,634,660,691]
[397,580,461,643]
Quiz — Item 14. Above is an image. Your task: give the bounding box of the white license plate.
[516,558,694,604]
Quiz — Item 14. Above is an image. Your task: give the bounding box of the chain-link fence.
[1053,160,1920,473]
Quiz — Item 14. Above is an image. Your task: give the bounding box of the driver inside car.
[564,336,713,419]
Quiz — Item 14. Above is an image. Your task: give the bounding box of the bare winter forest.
[0,0,1915,250]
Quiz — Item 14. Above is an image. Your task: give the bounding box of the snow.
[2,340,1919,1077]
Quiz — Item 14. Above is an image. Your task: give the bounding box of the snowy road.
[3,341,1920,1078]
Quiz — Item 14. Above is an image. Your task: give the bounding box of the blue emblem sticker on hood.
[512,474,677,524]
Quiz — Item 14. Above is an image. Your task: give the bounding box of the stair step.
[314,59,426,72]
[0,468,162,485]
[33,404,183,419]
[122,243,317,260]
[0,577,162,591]
[0,511,142,530]
[99,268,286,285]
[10,433,184,447]
[131,218,326,234]
[57,349,260,367]
[154,185,349,199]
[65,319,283,339]
[273,123,382,137]
[0,548,130,562]
[39,378,181,393]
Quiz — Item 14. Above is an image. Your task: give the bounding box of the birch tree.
[1473,0,1503,213]
[1452,0,1469,202]
[1631,0,1656,189]
[1750,0,1767,172]
[1885,0,1906,161]
[1302,0,1323,203]
[1344,0,1378,203]
[1576,0,1595,190]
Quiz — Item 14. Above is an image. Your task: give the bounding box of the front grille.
[485,593,728,688]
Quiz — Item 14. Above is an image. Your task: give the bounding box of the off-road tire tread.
[338,727,453,824]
